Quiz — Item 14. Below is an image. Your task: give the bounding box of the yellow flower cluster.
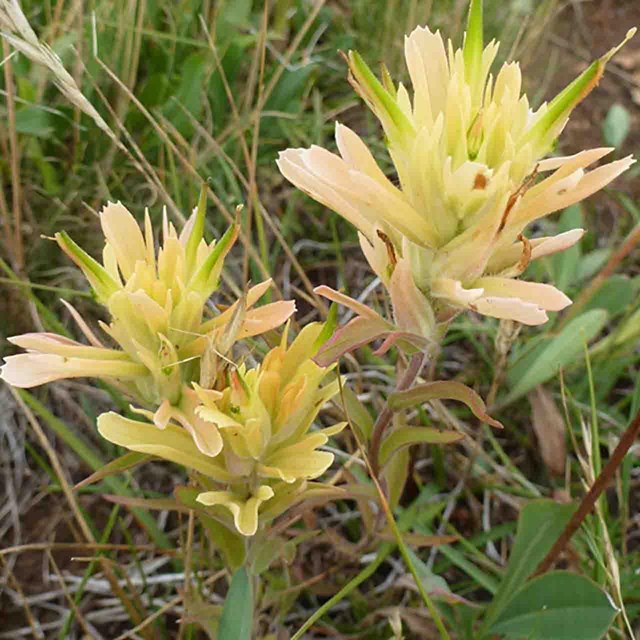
[99,322,344,535]
[2,197,294,406]
[278,0,634,360]
[1,197,342,536]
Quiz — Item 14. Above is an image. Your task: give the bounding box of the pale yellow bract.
[277,6,635,353]
[1,199,294,406]
[1,193,344,538]
[98,322,345,536]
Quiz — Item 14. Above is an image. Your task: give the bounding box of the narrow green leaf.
[55,231,120,301]
[505,310,608,403]
[75,451,151,490]
[489,571,617,639]
[339,385,374,441]
[463,0,483,82]
[218,567,253,640]
[389,381,503,428]
[524,28,635,151]
[481,500,575,632]
[188,223,238,294]
[582,275,635,316]
[185,184,208,275]
[347,50,414,138]
[380,426,464,467]
[313,301,338,352]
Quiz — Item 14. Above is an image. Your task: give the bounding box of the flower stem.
[291,544,394,640]
[369,352,426,477]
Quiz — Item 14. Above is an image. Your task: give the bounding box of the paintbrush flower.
[277,0,635,361]
[1,194,295,439]
[97,321,345,536]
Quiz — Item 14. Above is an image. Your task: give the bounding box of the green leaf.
[163,52,208,134]
[379,426,464,467]
[384,441,409,510]
[582,275,636,316]
[463,0,483,82]
[505,310,608,403]
[389,381,503,428]
[188,223,238,295]
[489,571,617,639]
[347,50,414,138]
[55,231,120,302]
[185,184,208,274]
[339,384,374,441]
[201,515,246,571]
[550,205,583,291]
[264,65,315,114]
[218,567,253,640]
[313,302,338,352]
[218,0,252,28]
[405,547,453,601]
[576,248,611,282]
[74,451,151,490]
[481,500,575,632]
[602,103,631,148]
[15,106,54,138]
[523,29,635,152]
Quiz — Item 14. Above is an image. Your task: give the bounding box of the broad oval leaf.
[603,103,631,148]
[218,567,253,640]
[481,500,576,632]
[379,426,464,467]
[389,381,503,428]
[489,571,617,640]
[582,275,636,316]
[505,310,608,403]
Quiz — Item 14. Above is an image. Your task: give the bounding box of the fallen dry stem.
[10,388,153,638]
[2,39,22,269]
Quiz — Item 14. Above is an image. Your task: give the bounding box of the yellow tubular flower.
[98,321,345,536]
[277,0,635,356]
[1,194,295,417]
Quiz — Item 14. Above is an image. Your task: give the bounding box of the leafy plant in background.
[0,0,639,638]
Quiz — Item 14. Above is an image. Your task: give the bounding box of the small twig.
[0,542,178,557]
[0,555,44,639]
[369,352,426,477]
[535,408,640,575]
[2,39,23,270]
[47,550,98,639]
[177,510,195,640]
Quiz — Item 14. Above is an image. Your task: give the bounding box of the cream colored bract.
[98,322,345,536]
[277,5,634,353]
[1,197,294,410]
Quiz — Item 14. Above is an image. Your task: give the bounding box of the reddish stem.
[535,408,640,575]
[369,352,426,477]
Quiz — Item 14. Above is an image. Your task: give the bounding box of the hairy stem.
[369,351,426,477]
